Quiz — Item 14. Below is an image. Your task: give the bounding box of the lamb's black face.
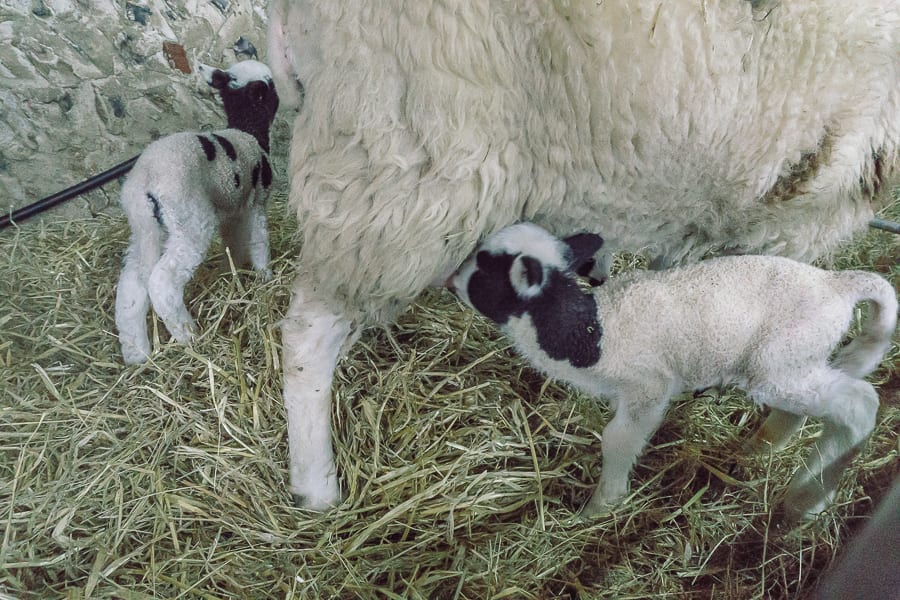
[201,61,281,152]
[450,223,606,368]
[458,251,526,324]
[219,80,280,127]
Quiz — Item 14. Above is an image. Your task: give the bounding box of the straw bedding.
[0,185,897,599]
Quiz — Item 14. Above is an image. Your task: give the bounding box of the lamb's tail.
[831,271,898,378]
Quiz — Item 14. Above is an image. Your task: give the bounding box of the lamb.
[267,0,899,509]
[114,60,279,365]
[448,222,898,521]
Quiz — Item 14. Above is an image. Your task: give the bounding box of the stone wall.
[0,0,290,225]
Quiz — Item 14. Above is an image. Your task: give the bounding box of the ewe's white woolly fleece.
[270,0,899,325]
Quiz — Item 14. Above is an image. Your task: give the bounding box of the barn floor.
[0,190,897,599]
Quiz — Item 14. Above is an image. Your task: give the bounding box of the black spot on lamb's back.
[252,155,273,190]
[213,134,237,160]
[197,135,216,161]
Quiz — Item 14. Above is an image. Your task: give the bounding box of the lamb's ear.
[205,68,234,91]
[510,255,545,298]
[563,233,604,271]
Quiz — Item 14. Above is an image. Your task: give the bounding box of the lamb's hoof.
[168,321,197,345]
[743,436,769,456]
[772,503,805,530]
[121,341,151,365]
[578,497,618,522]
[776,496,828,529]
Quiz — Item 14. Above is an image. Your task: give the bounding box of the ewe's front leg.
[281,280,355,510]
[583,391,669,517]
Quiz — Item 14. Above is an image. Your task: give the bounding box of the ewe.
[449,223,897,521]
[115,60,279,365]
[268,0,899,508]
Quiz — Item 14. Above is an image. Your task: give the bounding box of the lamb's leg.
[219,217,250,269]
[245,208,272,280]
[583,390,670,517]
[779,371,879,522]
[220,209,271,280]
[748,409,806,453]
[281,280,356,510]
[147,230,213,344]
[115,227,163,364]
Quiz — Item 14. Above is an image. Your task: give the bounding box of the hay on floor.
[0,188,897,599]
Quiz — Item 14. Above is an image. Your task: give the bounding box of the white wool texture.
[271,0,900,325]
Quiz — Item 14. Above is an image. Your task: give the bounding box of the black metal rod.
[2,155,900,238]
[0,155,140,230]
[870,218,900,235]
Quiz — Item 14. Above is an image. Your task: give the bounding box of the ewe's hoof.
[291,492,342,511]
[290,481,342,511]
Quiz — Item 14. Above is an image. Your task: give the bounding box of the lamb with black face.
[448,221,896,523]
[449,223,604,368]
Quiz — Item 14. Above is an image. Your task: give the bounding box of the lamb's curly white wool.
[450,222,898,521]
[115,60,279,365]
[268,0,899,509]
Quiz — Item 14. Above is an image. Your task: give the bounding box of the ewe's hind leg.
[748,409,806,453]
[779,371,879,522]
[147,229,214,345]
[281,281,355,509]
[583,390,670,517]
[115,226,163,364]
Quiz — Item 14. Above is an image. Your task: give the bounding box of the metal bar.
[869,218,900,235]
[0,155,139,230]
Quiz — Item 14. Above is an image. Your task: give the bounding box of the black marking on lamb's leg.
[197,135,217,161]
[213,134,237,160]
[251,162,260,188]
[234,172,241,188]
[147,192,164,228]
[260,154,272,188]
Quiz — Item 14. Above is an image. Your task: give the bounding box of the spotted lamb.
[115,60,279,365]
[449,222,898,522]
